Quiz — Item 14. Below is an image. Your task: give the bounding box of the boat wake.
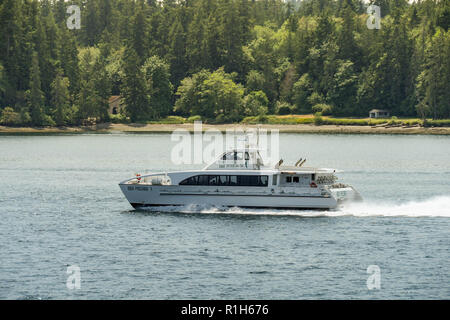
[336,195,450,217]
[136,195,450,218]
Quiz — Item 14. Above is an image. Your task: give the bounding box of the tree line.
[0,0,449,126]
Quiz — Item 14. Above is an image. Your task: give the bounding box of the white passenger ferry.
[119,147,362,210]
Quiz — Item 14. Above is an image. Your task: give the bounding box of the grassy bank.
[6,113,450,128]
[137,114,450,128]
[2,114,450,135]
[243,115,450,127]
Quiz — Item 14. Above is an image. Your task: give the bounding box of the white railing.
[120,173,171,186]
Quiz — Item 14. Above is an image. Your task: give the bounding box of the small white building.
[369,109,390,118]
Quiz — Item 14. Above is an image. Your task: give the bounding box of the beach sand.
[1,123,449,135]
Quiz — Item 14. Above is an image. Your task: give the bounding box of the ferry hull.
[119,184,338,210]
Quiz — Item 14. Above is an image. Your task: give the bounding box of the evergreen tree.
[416,29,450,119]
[83,0,101,46]
[130,10,148,64]
[0,0,21,99]
[0,0,449,125]
[337,3,361,67]
[0,63,10,107]
[27,52,45,126]
[121,48,151,122]
[167,13,187,85]
[186,6,208,73]
[75,47,111,123]
[141,56,174,119]
[218,0,245,77]
[59,25,80,96]
[92,57,112,122]
[51,69,71,126]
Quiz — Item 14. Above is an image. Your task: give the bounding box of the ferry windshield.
[180,175,268,187]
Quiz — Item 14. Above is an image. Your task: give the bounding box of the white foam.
[139,195,450,218]
[339,195,450,217]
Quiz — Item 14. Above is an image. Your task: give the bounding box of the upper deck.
[120,147,339,187]
[203,149,338,174]
[204,148,265,170]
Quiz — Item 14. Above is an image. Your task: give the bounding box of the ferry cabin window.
[260,176,268,186]
[197,175,209,185]
[219,175,228,185]
[179,175,268,187]
[221,152,249,161]
[179,176,198,185]
[222,152,234,161]
[208,175,219,185]
[285,176,300,183]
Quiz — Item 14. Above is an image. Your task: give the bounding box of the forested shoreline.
[0,0,449,127]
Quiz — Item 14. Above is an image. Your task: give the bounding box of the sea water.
[0,133,449,299]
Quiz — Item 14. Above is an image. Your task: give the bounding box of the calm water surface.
[0,133,449,299]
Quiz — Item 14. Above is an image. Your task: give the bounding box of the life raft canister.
[310,181,318,188]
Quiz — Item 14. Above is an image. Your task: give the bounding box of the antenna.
[257,124,261,148]
[274,159,284,169]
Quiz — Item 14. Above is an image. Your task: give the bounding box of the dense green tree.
[186,6,209,73]
[175,68,245,122]
[293,73,313,113]
[0,63,10,107]
[130,10,148,64]
[337,3,361,66]
[244,25,280,109]
[121,48,151,122]
[167,13,187,85]
[59,26,80,96]
[1,0,450,125]
[76,47,111,123]
[244,90,269,116]
[416,29,450,119]
[27,52,45,126]
[326,60,358,115]
[51,70,71,126]
[83,0,101,46]
[141,56,174,119]
[0,107,21,125]
[202,68,245,122]
[218,0,246,77]
[174,69,211,117]
[0,0,22,101]
[92,58,112,122]
[246,70,265,93]
[38,12,61,107]
[106,47,125,96]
